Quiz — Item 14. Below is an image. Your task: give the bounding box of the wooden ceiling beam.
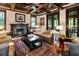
[53,3,63,9]
[10,3,16,11]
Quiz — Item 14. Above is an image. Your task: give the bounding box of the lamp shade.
[56,25,63,30]
[36,25,39,28]
[0,26,3,28]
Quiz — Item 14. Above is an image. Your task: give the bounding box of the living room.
[0,3,79,56]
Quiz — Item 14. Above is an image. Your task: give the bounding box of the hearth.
[10,24,29,37]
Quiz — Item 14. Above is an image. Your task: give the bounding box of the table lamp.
[35,25,40,32]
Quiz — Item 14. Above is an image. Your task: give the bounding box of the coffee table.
[22,34,42,51]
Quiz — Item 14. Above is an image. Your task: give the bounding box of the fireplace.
[10,24,29,37]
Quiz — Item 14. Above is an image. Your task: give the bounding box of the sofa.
[64,42,79,56]
[0,30,14,56]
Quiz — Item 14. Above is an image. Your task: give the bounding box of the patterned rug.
[13,39,57,56]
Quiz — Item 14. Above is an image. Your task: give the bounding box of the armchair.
[0,30,14,56]
[64,42,79,56]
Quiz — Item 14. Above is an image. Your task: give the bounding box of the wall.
[36,9,66,34]
[37,14,47,30]
[6,10,30,32]
[5,9,66,34]
[59,9,66,35]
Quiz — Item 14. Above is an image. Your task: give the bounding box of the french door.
[68,17,78,37]
[66,10,78,37]
[47,13,59,30]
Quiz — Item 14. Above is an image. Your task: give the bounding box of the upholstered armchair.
[0,30,14,56]
[64,42,79,56]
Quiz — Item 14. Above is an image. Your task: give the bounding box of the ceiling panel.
[0,3,69,14]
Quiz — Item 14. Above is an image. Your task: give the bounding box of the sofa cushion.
[0,30,7,43]
[0,31,12,44]
[72,37,79,43]
[0,30,7,38]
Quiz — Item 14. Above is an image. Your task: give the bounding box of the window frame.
[0,10,6,30]
[30,15,37,29]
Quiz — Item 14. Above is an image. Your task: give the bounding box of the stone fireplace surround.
[10,24,29,37]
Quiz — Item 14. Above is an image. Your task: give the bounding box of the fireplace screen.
[16,29,24,35]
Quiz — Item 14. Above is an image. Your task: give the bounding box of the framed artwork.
[15,13,25,22]
[40,17,45,26]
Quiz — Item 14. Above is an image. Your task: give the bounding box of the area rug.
[13,39,57,56]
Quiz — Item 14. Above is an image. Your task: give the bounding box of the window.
[53,14,59,29]
[66,10,78,37]
[47,13,59,30]
[47,16,52,30]
[0,11,5,30]
[31,16,36,28]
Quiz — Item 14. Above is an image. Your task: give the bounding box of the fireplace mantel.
[10,23,28,25]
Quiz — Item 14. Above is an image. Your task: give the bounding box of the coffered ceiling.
[0,3,77,15]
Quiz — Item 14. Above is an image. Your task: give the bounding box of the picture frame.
[40,17,45,26]
[15,13,25,22]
